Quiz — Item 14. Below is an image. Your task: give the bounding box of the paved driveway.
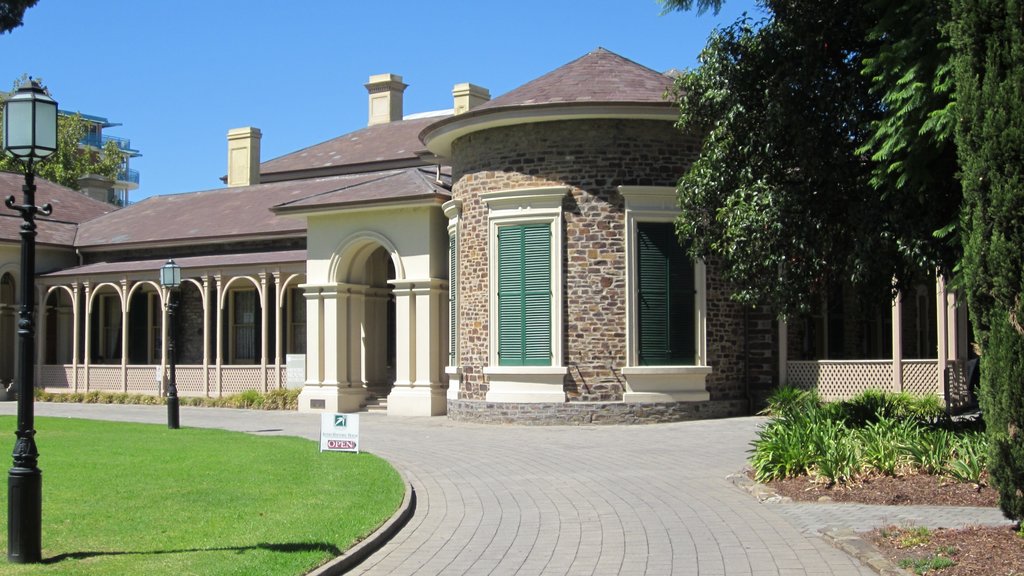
[0,404,887,575]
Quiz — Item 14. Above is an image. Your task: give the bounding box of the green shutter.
[638,222,696,365]
[497,224,551,366]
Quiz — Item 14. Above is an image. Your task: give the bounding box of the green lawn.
[0,416,404,575]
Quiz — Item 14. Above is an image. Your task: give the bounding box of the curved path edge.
[308,473,418,576]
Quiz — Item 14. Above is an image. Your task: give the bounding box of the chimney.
[365,73,407,126]
[227,127,261,187]
[78,174,114,204]
[452,83,490,115]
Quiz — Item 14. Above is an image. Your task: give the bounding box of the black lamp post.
[2,78,58,564]
[159,260,181,429]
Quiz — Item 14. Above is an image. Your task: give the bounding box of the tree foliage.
[667,0,961,318]
[950,0,1024,522]
[0,0,38,34]
[1,78,122,189]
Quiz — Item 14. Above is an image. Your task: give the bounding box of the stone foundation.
[447,398,749,425]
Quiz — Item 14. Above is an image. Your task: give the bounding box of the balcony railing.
[79,133,138,154]
[117,168,140,185]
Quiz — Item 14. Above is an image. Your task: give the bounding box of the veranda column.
[259,272,268,392]
[33,285,45,391]
[70,283,79,392]
[936,273,949,395]
[891,288,904,393]
[119,279,128,392]
[82,282,91,392]
[201,276,211,397]
[778,318,788,387]
[272,272,283,390]
[214,274,223,397]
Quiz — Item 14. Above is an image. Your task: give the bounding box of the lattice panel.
[87,367,122,391]
[40,365,72,391]
[127,366,161,394]
[901,361,940,396]
[786,361,893,401]
[175,366,208,397]
[220,366,265,395]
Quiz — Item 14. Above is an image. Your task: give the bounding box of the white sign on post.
[320,413,360,453]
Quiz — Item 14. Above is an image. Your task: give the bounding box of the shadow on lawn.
[43,541,342,564]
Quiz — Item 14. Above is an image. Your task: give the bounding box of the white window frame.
[480,186,568,402]
[619,185,711,402]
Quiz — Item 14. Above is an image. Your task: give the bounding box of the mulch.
[756,472,1023,575]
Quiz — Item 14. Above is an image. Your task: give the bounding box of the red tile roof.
[476,47,674,110]
[273,167,448,213]
[259,115,448,178]
[42,249,306,278]
[0,171,115,246]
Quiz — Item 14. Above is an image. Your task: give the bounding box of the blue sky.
[2,0,760,202]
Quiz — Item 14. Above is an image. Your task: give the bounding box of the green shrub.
[857,416,919,476]
[978,314,1024,522]
[750,415,818,482]
[37,389,301,411]
[906,428,955,475]
[806,416,861,485]
[759,385,821,417]
[945,430,988,484]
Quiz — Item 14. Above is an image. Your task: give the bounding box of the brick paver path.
[9,403,1001,575]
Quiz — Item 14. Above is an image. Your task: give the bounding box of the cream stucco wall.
[299,201,450,416]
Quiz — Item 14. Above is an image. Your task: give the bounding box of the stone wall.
[450,118,764,407]
[448,398,748,425]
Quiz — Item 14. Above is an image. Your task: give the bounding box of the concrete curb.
[307,473,417,576]
[728,470,909,575]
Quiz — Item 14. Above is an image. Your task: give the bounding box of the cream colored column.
[83,282,92,392]
[272,272,283,390]
[891,288,904,393]
[388,279,446,416]
[298,284,363,412]
[119,279,129,392]
[302,287,323,386]
[347,286,365,391]
[34,284,45,389]
[362,288,389,396]
[201,276,211,396]
[936,274,949,395]
[159,286,169,396]
[214,274,223,397]
[778,317,788,387]
[259,272,269,392]
[71,283,80,391]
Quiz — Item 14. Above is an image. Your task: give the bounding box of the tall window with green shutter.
[497,224,552,366]
[637,222,696,365]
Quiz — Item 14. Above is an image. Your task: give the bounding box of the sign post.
[320,413,360,453]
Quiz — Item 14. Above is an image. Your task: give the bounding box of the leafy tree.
[1,78,123,189]
[0,0,39,34]
[667,1,890,315]
[950,0,1024,523]
[663,0,961,318]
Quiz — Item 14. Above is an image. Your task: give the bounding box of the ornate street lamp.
[2,78,58,564]
[159,259,181,429]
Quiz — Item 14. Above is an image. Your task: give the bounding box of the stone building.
[0,48,970,422]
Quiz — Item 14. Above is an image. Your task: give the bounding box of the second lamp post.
[159,259,181,429]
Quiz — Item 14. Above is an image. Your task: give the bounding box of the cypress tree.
[951,0,1024,523]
